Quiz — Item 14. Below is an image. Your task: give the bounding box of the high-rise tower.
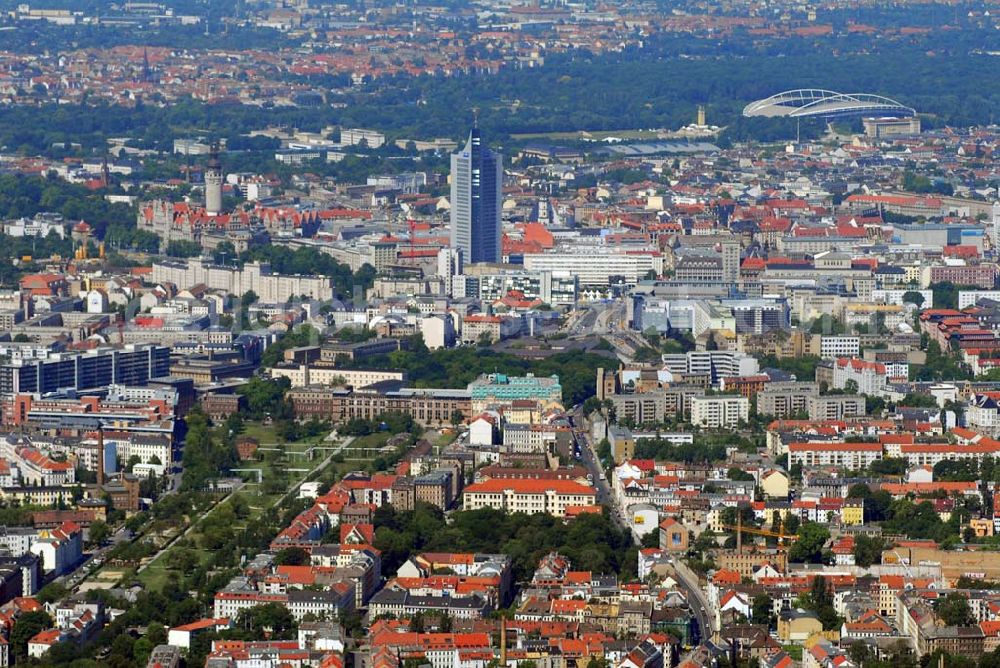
[205,142,223,216]
[992,200,1000,253]
[450,126,502,264]
[437,247,463,297]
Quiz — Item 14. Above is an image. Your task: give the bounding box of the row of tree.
[373,503,638,585]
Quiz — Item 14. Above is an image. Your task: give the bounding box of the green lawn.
[433,429,457,449]
[136,434,360,590]
[137,486,282,589]
[344,432,392,454]
[783,645,803,660]
[137,557,175,591]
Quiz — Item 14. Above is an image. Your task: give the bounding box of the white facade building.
[523,250,664,288]
[831,358,893,396]
[818,336,860,360]
[150,259,335,302]
[420,314,457,350]
[689,396,750,428]
[661,351,759,382]
[958,290,1000,309]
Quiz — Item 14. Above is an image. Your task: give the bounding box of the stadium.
[743,89,916,119]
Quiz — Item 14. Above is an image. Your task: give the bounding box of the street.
[572,406,715,647]
[570,407,624,529]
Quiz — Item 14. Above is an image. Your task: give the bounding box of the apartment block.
[462,479,597,517]
[806,395,867,420]
[689,396,749,428]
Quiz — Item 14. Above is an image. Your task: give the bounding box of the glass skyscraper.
[450,127,502,264]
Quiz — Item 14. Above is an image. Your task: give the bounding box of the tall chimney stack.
[96,425,105,488]
[500,617,507,667]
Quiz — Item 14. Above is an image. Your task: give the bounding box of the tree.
[930,282,958,310]
[797,576,839,630]
[167,547,199,572]
[35,582,68,605]
[810,315,845,335]
[902,291,925,308]
[11,610,52,661]
[869,458,908,477]
[87,519,110,547]
[596,438,612,467]
[237,376,292,421]
[897,393,939,409]
[237,602,297,639]
[788,522,830,564]
[274,547,309,566]
[936,592,975,626]
[727,467,755,482]
[166,239,203,258]
[848,640,875,666]
[581,397,602,416]
[771,511,783,536]
[853,534,886,568]
[751,593,773,627]
[241,290,259,308]
[212,240,237,265]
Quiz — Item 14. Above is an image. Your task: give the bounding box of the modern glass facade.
[450,128,502,264]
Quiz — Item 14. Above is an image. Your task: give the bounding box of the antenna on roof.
[472,107,480,128]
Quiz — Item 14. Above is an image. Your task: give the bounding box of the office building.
[863,116,921,138]
[523,250,664,288]
[437,248,463,297]
[340,128,386,148]
[0,345,170,395]
[450,127,502,264]
[660,351,759,383]
[819,336,861,359]
[467,373,562,413]
[477,270,578,307]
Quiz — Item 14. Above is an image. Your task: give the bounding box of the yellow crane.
[722,516,799,551]
[722,525,799,542]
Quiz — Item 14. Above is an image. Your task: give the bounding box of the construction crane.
[722,525,799,542]
[723,515,799,552]
[891,550,915,579]
[405,219,418,265]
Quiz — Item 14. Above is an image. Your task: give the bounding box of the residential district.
[2,15,1000,668]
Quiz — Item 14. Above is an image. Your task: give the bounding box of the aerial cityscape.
[0,0,999,667]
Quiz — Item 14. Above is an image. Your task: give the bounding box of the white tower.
[205,142,223,216]
[437,247,463,297]
[992,200,1000,252]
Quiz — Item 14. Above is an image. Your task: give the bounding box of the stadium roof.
[743,89,915,119]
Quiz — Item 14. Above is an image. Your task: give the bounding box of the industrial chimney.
[96,425,105,488]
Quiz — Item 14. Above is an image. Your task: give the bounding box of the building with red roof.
[462,479,597,517]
